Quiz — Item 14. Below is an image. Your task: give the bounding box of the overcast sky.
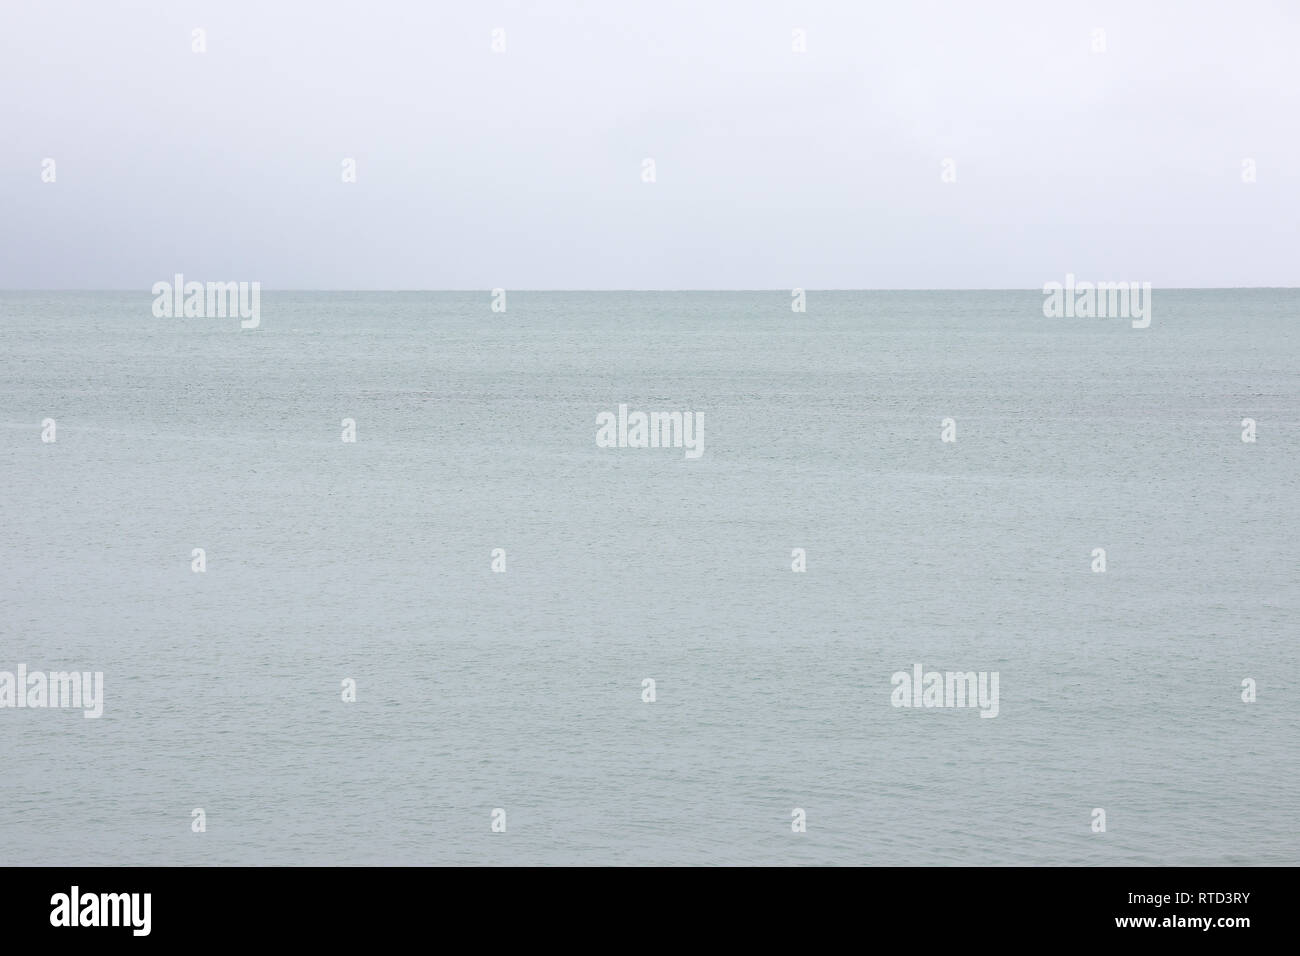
[2,0,1297,289]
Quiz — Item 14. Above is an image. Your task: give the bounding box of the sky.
[2,0,1298,289]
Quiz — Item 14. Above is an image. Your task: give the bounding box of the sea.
[1,290,1296,865]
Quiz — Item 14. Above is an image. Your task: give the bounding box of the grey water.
[1,290,1296,865]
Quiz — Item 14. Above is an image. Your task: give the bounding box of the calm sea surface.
[1,290,1296,865]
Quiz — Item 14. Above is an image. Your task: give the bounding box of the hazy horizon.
[4,285,1298,292]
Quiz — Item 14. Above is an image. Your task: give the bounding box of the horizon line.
[3,286,1298,293]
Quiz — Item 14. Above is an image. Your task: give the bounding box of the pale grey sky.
[2,0,1297,288]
